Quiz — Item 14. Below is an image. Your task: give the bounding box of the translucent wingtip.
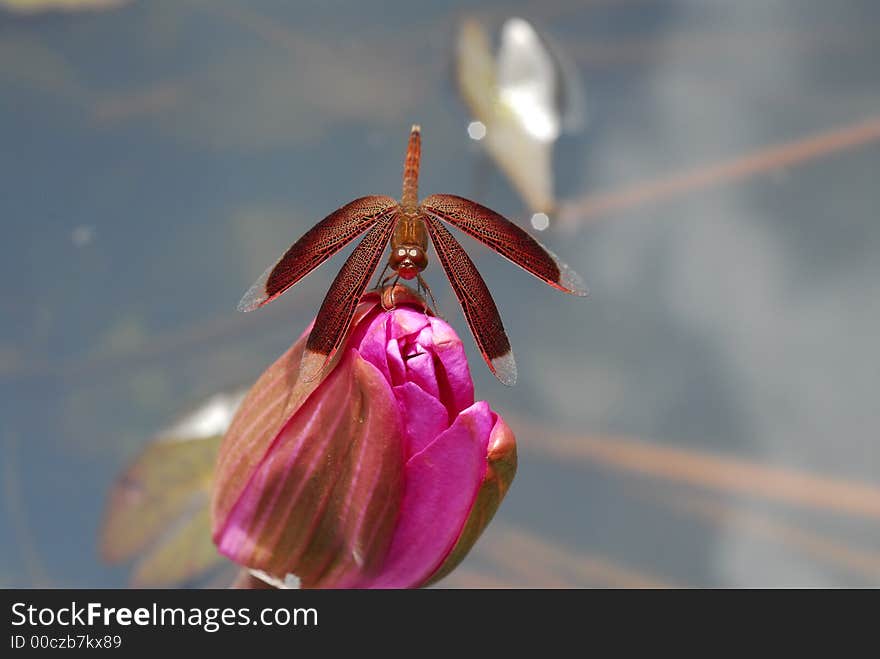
[539,240,588,297]
[490,350,517,386]
[411,124,421,134]
[237,286,266,312]
[557,260,589,297]
[299,348,330,383]
[236,262,274,312]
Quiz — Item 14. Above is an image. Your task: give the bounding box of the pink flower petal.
[427,316,474,414]
[392,382,449,459]
[354,312,394,383]
[356,401,495,588]
[402,348,441,400]
[212,298,379,528]
[388,306,431,340]
[424,412,517,586]
[214,351,405,585]
[384,332,407,386]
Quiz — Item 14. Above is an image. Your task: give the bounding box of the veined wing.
[238,195,399,311]
[299,213,399,381]
[421,193,586,295]
[424,215,516,386]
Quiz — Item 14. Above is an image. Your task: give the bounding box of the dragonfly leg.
[417,274,439,316]
[373,263,392,291]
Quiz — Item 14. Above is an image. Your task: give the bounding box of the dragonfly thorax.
[389,213,429,280]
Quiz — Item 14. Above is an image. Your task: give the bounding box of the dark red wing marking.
[424,215,517,386]
[299,213,399,381]
[238,195,399,311]
[420,194,587,296]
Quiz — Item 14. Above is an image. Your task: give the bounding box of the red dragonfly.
[239,125,586,385]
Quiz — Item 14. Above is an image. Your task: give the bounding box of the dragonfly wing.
[299,213,399,381]
[421,193,586,296]
[238,195,399,311]
[424,215,516,386]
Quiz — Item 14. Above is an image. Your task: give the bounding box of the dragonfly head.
[390,245,428,280]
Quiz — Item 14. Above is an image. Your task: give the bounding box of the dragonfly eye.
[397,248,407,257]
[408,249,419,258]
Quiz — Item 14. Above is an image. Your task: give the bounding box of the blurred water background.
[2,0,879,588]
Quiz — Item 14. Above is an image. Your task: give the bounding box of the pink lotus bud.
[211,287,516,588]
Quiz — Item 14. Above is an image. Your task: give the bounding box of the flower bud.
[211,286,516,588]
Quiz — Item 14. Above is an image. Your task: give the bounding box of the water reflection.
[0,0,128,13]
[457,17,562,215]
[100,391,244,587]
